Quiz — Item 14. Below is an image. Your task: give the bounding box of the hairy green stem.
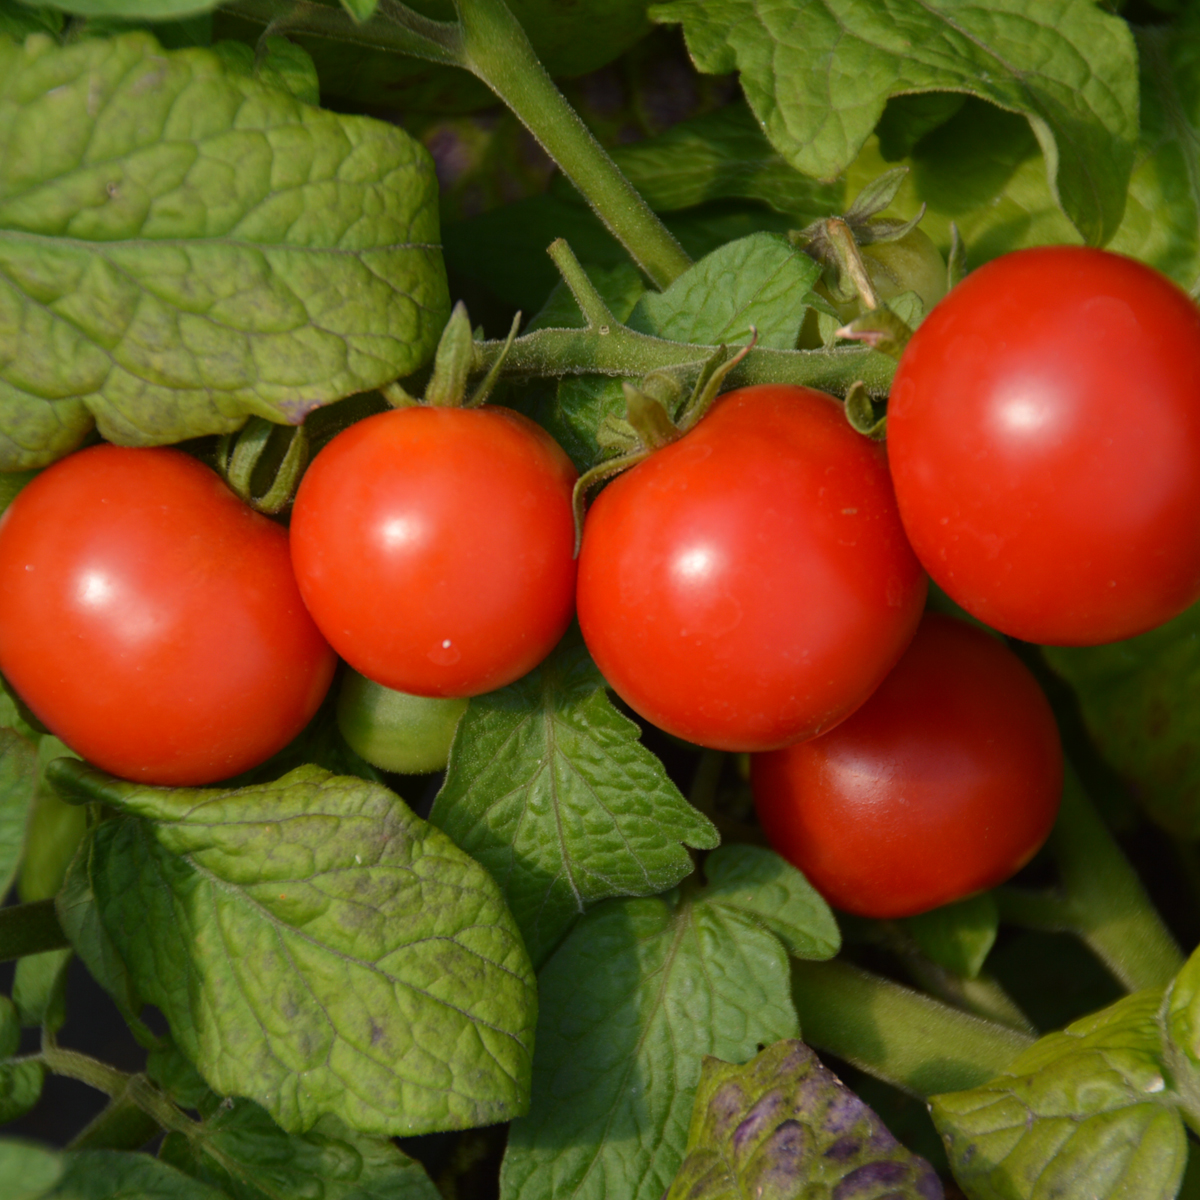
[473,322,897,394]
[42,1039,200,1143]
[995,767,1181,991]
[0,899,70,962]
[791,959,1034,1098]
[1051,764,1183,990]
[454,0,691,288]
[41,1041,130,1097]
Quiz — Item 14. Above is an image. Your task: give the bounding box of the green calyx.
[570,336,756,554]
[217,419,310,515]
[385,301,522,410]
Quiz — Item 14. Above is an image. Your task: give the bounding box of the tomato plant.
[290,405,578,698]
[577,384,927,751]
[751,613,1063,918]
[6,4,1200,1197]
[0,446,336,786]
[887,246,1200,646]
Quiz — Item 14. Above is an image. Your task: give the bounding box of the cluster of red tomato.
[2,246,1198,919]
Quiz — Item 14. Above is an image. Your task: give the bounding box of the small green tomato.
[828,226,948,324]
[857,225,948,314]
[336,669,467,774]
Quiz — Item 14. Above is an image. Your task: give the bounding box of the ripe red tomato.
[752,613,1063,918]
[290,405,577,698]
[0,446,336,786]
[887,246,1200,646]
[576,384,927,751]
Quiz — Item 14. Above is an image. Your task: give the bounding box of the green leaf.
[902,893,999,981]
[0,994,16,1058]
[500,864,802,1200]
[0,1139,63,1200]
[146,1037,219,1114]
[860,102,1075,268]
[56,826,148,1038]
[339,0,378,22]
[649,0,1138,246]
[1160,938,1200,1130]
[151,1034,439,1200]
[0,32,448,469]
[0,1058,44,1124]
[0,725,38,899]
[666,1039,942,1200]
[53,760,535,1136]
[0,1,63,41]
[605,101,842,221]
[930,989,1186,1200]
[629,232,822,351]
[161,1100,440,1200]
[1042,602,1200,838]
[841,10,1200,286]
[13,947,71,1033]
[42,1149,230,1199]
[0,998,43,1123]
[21,0,218,19]
[209,37,320,107]
[700,843,840,962]
[876,93,967,163]
[1106,19,1200,292]
[430,632,717,968]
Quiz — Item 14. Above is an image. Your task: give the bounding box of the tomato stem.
[473,319,897,395]
[547,239,619,329]
[995,766,1182,992]
[451,0,691,289]
[1050,765,1183,990]
[790,958,1034,1098]
[41,1036,202,1143]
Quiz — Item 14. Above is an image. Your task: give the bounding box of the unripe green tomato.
[833,226,948,322]
[336,669,467,774]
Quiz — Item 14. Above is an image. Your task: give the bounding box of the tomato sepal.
[844,380,888,440]
[570,336,756,553]
[216,418,310,515]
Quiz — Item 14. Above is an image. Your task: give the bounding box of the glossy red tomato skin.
[888,246,1200,646]
[577,385,927,752]
[0,446,336,786]
[290,405,577,698]
[752,613,1063,918]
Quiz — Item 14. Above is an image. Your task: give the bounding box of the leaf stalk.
[791,958,1034,1098]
